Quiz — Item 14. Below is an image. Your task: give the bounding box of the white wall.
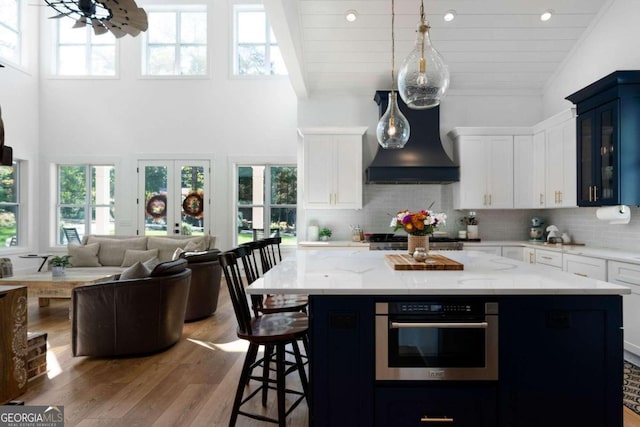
[36,0,298,252]
[543,0,640,116]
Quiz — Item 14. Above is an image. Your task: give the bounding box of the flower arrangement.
[390,209,446,236]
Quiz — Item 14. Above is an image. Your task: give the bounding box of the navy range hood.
[367,90,459,184]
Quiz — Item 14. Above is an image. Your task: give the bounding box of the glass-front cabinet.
[576,100,619,206]
[567,70,640,207]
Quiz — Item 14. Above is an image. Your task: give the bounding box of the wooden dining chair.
[261,236,283,271]
[219,251,309,427]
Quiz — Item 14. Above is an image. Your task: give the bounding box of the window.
[0,162,20,247]
[237,165,296,245]
[142,6,207,76]
[57,165,115,244]
[54,21,116,76]
[0,0,21,65]
[233,3,287,76]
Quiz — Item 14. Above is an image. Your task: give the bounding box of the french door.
[138,160,210,236]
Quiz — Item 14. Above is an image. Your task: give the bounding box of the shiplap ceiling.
[265,0,610,98]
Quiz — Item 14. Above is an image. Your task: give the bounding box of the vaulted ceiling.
[265,0,610,98]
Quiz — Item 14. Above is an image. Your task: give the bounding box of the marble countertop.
[246,249,630,296]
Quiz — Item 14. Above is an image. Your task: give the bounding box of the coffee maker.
[529,217,545,242]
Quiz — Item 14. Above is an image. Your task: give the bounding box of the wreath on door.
[146,194,167,219]
[182,190,204,219]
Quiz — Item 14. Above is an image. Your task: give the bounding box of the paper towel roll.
[595,205,631,224]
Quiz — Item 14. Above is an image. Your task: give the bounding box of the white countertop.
[246,249,630,296]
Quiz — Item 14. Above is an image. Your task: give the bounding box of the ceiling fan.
[44,0,148,38]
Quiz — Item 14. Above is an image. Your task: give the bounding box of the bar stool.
[238,241,308,315]
[219,251,309,427]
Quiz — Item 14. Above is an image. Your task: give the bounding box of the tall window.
[237,165,296,245]
[0,162,20,247]
[58,165,115,244]
[142,6,207,76]
[54,21,116,76]
[233,3,287,76]
[0,0,21,65]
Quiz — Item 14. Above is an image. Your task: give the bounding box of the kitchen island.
[247,250,630,427]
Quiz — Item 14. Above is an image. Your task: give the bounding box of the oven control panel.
[384,302,497,315]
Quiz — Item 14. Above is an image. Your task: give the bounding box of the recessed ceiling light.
[443,10,456,22]
[540,9,553,22]
[345,9,358,22]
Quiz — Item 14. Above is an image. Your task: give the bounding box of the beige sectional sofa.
[65,234,217,275]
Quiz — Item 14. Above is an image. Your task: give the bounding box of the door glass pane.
[270,166,296,205]
[180,165,204,236]
[600,109,614,200]
[270,207,296,243]
[580,117,592,202]
[91,166,115,235]
[237,206,263,243]
[144,166,168,235]
[92,206,114,235]
[0,165,17,246]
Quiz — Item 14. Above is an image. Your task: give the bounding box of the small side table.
[19,255,52,272]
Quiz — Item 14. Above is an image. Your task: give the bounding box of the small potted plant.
[318,227,332,241]
[50,255,72,276]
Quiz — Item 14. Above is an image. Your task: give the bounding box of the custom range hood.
[367,90,459,184]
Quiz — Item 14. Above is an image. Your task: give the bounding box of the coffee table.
[0,271,117,307]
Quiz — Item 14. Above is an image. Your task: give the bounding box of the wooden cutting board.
[385,254,464,271]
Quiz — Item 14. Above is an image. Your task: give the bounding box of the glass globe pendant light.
[376,0,410,149]
[398,0,449,109]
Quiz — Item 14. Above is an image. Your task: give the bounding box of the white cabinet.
[450,131,516,209]
[563,254,606,281]
[514,133,546,208]
[535,249,562,269]
[502,246,525,262]
[523,247,536,264]
[608,261,640,356]
[543,112,577,208]
[299,127,366,210]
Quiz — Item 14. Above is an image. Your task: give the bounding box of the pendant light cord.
[391,0,396,93]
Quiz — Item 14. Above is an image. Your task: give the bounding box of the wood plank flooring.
[16,283,640,426]
[19,284,308,426]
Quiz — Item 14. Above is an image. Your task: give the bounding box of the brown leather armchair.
[180,249,222,321]
[71,259,192,357]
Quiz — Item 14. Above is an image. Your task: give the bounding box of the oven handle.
[390,321,488,329]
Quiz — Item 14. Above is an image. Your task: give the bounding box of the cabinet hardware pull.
[540,194,544,205]
[589,186,593,202]
[594,186,598,201]
[421,416,454,423]
[559,191,562,203]
[483,194,487,205]
[529,253,534,263]
[574,272,588,277]
[541,256,553,260]
[391,322,488,329]
[489,194,492,205]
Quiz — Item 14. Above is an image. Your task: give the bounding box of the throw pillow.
[67,243,102,267]
[143,256,160,270]
[87,236,147,266]
[184,239,206,252]
[147,236,205,262]
[119,261,151,280]
[172,247,185,260]
[121,249,159,267]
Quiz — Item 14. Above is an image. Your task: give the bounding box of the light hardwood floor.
[17,285,640,426]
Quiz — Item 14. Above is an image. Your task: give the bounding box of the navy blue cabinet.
[566,70,640,206]
[310,295,623,427]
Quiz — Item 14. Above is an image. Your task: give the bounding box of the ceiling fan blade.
[73,17,87,28]
[48,12,73,19]
[99,0,148,33]
[91,19,109,35]
[103,20,127,38]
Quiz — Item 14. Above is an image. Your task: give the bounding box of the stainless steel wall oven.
[375,301,499,381]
